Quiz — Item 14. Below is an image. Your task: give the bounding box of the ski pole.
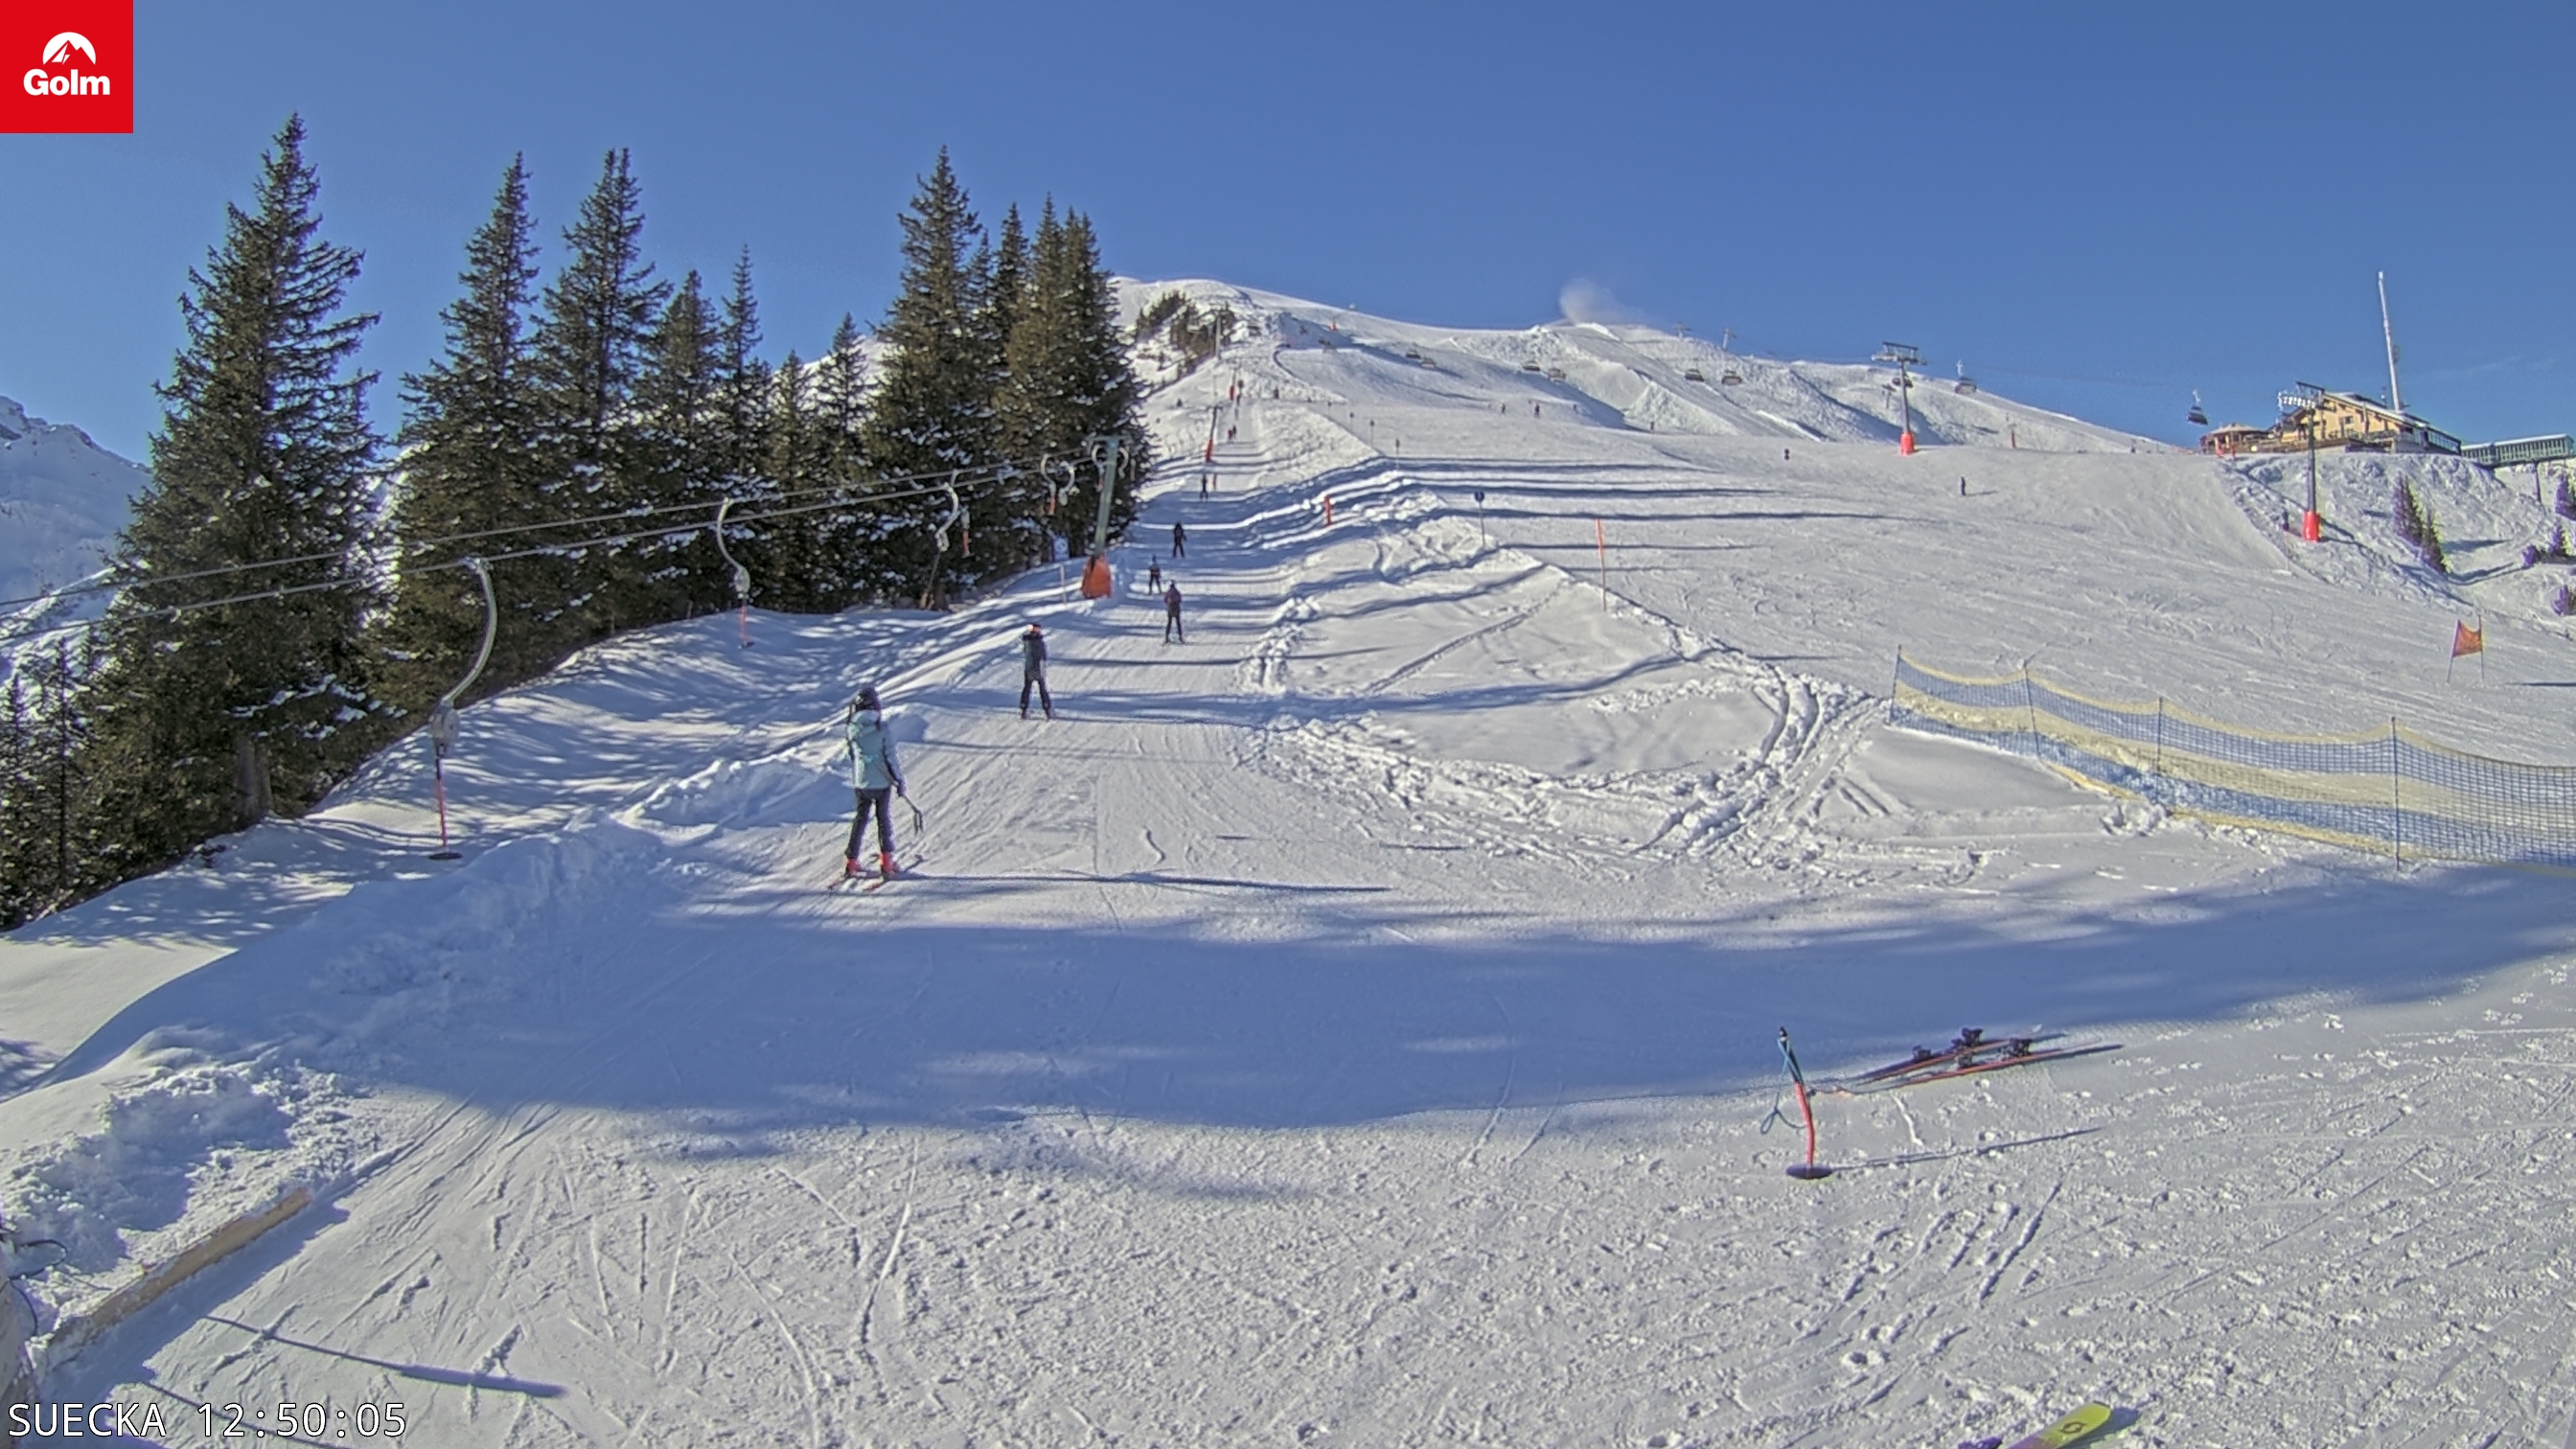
[1778,1027,1832,1181]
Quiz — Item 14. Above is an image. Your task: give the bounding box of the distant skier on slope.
[842,685,907,880]
[1019,623,1054,720]
[1163,582,1185,645]
[1171,521,1187,558]
[1149,559,1162,589]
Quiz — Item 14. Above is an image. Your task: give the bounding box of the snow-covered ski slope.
[8,289,2576,1446]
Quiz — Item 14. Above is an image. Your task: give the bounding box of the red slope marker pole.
[1778,1028,1832,1180]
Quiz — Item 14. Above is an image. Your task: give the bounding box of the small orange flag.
[2451,622,2484,657]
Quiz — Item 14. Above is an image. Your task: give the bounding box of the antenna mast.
[2378,271,2404,420]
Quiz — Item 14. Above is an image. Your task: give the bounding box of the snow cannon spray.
[1775,1028,1832,1180]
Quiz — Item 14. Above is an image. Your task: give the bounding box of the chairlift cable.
[1,459,1104,645]
[0,453,1061,616]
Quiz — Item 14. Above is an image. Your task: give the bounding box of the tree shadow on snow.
[35,854,2576,1145]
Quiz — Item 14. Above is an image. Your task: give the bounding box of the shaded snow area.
[9,294,2576,1446]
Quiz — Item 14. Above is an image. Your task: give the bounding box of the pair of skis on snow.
[1962,1400,2116,1449]
[1830,1026,2118,1094]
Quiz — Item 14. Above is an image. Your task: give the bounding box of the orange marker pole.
[1779,1029,1831,1180]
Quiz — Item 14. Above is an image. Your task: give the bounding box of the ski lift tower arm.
[711,496,752,604]
[1083,434,1123,560]
[427,556,497,755]
[1076,435,1123,599]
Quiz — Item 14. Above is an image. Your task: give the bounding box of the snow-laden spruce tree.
[382,153,581,709]
[862,150,999,609]
[2392,478,2446,575]
[89,114,387,866]
[994,201,1149,566]
[529,149,671,633]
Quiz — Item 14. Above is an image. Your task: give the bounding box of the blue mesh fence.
[1889,652,2576,866]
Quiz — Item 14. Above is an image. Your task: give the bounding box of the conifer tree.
[383,154,572,705]
[862,150,996,607]
[0,640,101,926]
[0,675,25,925]
[637,270,720,483]
[714,247,771,494]
[530,149,670,630]
[986,202,1028,381]
[760,350,835,610]
[633,269,731,611]
[792,313,875,614]
[2394,478,2446,574]
[87,114,386,866]
[996,203,1149,565]
[814,313,868,485]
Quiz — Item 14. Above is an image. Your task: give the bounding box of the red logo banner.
[1,0,133,133]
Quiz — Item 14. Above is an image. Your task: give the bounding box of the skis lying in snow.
[1852,1027,2027,1084]
[1828,1030,2112,1094]
[1894,1040,2118,1088]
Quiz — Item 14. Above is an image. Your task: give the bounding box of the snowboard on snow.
[1985,1401,2113,1449]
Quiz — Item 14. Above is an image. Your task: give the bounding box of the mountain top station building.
[2202,383,2461,458]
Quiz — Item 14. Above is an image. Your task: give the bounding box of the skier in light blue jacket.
[842,685,908,880]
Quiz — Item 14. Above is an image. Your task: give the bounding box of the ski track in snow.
[7,289,2576,1445]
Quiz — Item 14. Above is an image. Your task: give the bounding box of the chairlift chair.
[2187,391,2210,427]
[1720,370,1743,385]
[1521,360,1544,373]
[1684,367,1706,382]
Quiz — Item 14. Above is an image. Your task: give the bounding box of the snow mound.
[7,1049,344,1279]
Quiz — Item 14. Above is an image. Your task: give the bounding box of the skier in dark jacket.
[842,685,907,880]
[1170,521,1186,558]
[1162,583,1184,644]
[1019,623,1053,720]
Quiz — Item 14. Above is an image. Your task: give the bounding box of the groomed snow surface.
[8,289,2576,1446]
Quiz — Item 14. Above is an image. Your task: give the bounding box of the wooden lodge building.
[2200,382,2462,458]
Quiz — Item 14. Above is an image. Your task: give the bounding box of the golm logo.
[24,32,111,98]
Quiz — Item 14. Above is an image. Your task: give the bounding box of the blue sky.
[2,1,2569,462]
